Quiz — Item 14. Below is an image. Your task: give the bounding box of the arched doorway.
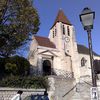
[43,60,51,75]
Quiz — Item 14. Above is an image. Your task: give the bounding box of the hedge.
[0,76,49,89]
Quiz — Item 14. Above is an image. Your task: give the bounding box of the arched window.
[81,57,87,67]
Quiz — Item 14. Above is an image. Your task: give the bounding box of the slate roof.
[51,9,72,28]
[34,36,56,48]
[77,44,100,56]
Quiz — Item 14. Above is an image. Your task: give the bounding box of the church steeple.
[49,9,74,54]
[51,9,72,28]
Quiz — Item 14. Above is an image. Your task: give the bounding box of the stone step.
[49,76,100,100]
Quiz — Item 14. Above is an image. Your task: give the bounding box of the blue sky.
[33,0,100,54]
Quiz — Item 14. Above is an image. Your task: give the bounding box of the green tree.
[5,63,17,75]
[4,56,30,76]
[0,0,40,57]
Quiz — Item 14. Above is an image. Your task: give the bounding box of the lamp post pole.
[87,29,97,87]
[80,7,98,99]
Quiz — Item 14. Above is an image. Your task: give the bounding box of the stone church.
[28,9,100,82]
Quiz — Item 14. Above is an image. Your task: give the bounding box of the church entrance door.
[43,60,51,75]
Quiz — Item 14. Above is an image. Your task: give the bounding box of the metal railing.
[32,67,74,79]
[51,68,74,78]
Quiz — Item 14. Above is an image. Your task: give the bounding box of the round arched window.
[81,57,87,67]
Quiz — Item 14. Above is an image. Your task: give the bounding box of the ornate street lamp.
[79,7,98,99]
[80,7,96,87]
[80,7,95,30]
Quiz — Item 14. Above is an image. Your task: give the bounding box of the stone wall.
[0,88,45,100]
[48,76,75,100]
[1,78,100,100]
[48,76,100,100]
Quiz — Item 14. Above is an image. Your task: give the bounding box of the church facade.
[28,9,100,81]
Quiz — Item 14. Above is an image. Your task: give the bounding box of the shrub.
[0,76,49,89]
[5,63,18,75]
[0,57,6,77]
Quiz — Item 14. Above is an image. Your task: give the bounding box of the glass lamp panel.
[81,13,94,27]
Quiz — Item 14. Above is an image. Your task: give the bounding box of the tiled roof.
[34,36,56,48]
[51,9,72,28]
[77,44,100,56]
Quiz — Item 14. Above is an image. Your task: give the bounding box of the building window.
[63,25,65,35]
[81,57,87,67]
[53,30,54,38]
[55,29,57,36]
[67,26,70,36]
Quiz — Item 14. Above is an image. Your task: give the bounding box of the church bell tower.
[49,9,76,56]
[48,9,80,80]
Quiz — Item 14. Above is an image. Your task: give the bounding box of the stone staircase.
[48,75,100,100]
[48,76,75,100]
[71,82,91,100]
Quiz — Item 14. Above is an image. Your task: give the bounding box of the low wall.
[0,88,45,100]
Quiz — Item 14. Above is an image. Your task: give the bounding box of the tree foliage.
[5,63,17,75]
[0,0,40,57]
[0,55,30,76]
[0,57,5,76]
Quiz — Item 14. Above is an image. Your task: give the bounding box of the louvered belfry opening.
[43,60,51,75]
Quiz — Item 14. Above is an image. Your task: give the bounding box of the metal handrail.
[51,68,74,78]
[32,67,74,78]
